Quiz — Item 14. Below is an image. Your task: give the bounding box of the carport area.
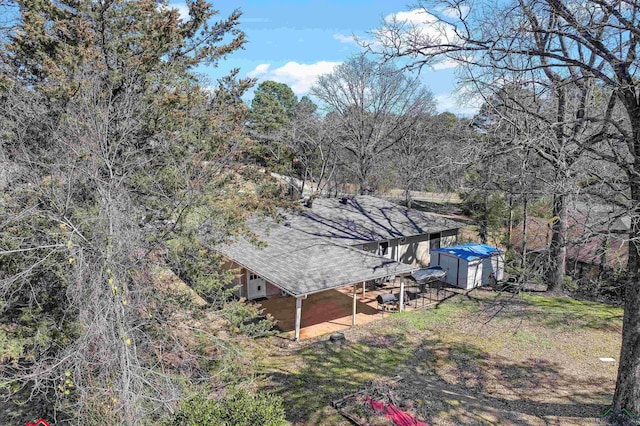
[217,217,462,340]
[216,218,421,340]
[255,278,459,340]
[257,289,379,340]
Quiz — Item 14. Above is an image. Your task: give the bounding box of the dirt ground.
[253,289,625,425]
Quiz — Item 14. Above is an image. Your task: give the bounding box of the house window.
[379,241,389,256]
[430,233,441,250]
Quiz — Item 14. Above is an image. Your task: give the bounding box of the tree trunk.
[478,196,488,244]
[506,194,514,250]
[521,196,528,269]
[612,119,640,414]
[358,170,367,195]
[613,217,640,415]
[597,236,608,282]
[298,170,306,200]
[547,193,567,292]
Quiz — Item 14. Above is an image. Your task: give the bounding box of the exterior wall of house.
[388,240,398,260]
[352,229,459,267]
[220,258,287,300]
[237,269,247,298]
[397,234,430,266]
[362,242,379,253]
[416,242,430,266]
[220,259,246,298]
[396,229,459,267]
[265,281,282,297]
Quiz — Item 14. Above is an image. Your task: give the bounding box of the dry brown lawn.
[252,289,624,425]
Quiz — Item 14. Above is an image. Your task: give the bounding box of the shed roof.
[215,218,416,296]
[432,243,502,262]
[286,195,462,245]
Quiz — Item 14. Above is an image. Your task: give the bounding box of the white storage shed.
[429,243,504,290]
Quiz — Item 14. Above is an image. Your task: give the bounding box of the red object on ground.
[364,396,429,426]
[365,395,386,412]
[26,419,50,426]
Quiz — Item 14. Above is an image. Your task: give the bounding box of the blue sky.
[171,1,480,116]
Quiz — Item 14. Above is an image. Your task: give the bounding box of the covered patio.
[257,289,379,340]
[254,277,458,340]
[216,217,417,340]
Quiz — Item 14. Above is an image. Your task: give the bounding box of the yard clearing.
[252,289,624,425]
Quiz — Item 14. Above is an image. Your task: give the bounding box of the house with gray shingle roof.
[218,218,416,297]
[215,195,461,340]
[286,195,461,264]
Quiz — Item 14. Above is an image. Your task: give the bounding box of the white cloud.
[435,92,481,116]
[247,63,271,78]
[167,2,190,22]
[388,9,434,26]
[432,59,459,70]
[377,9,460,69]
[246,61,341,95]
[333,33,356,44]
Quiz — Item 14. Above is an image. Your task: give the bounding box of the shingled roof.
[216,217,415,296]
[286,195,462,245]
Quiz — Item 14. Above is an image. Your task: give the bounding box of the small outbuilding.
[429,243,504,289]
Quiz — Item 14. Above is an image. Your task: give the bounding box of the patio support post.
[294,296,303,341]
[399,278,405,312]
[352,283,357,326]
[362,281,366,300]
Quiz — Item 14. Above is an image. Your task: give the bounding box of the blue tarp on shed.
[431,243,502,262]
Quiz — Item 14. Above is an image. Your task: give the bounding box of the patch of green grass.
[518,294,623,331]
[397,297,477,330]
[513,331,552,348]
[259,291,623,425]
[520,294,620,316]
[398,308,454,330]
[298,337,413,382]
[260,334,414,423]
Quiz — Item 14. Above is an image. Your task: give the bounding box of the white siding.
[437,253,459,286]
[467,261,483,289]
[481,254,505,283]
[495,255,504,280]
[458,258,467,287]
[398,234,431,266]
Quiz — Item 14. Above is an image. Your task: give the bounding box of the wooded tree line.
[370,0,640,414]
[0,0,471,422]
[247,56,472,206]
[1,0,639,422]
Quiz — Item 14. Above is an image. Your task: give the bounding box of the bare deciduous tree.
[285,97,340,201]
[394,112,470,207]
[311,54,436,194]
[372,0,640,413]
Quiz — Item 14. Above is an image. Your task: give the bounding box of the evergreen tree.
[0,1,270,422]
